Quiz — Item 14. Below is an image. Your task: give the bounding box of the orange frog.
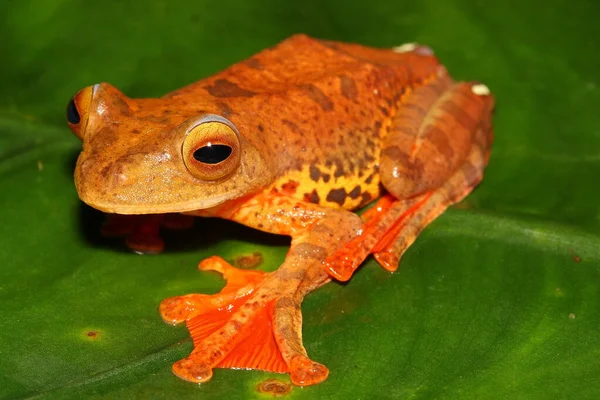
[67,35,494,386]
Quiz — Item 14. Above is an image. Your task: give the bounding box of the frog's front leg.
[160,194,363,386]
[101,213,194,254]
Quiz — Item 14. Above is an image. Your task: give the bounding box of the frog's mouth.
[74,158,245,215]
[74,145,273,215]
[77,190,235,215]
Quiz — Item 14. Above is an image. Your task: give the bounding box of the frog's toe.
[126,233,165,254]
[159,294,207,325]
[289,355,329,386]
[100,213,166,253]
[373,249,400,272]
[172,357,213,383]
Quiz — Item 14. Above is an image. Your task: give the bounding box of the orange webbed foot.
[161,256,328,385]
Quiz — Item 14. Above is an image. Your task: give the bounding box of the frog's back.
[167,35,443,211]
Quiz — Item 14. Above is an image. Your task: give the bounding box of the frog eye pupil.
[193,144,233,164]
[67,98,80,124]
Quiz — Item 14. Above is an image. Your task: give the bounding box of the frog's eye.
[182,115,241,181]
[67,85,95,140]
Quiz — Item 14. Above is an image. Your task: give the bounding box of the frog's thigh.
[324,81,494,281]
[373,122,491,270]
[380,76,494,199]
[374,81,494,268]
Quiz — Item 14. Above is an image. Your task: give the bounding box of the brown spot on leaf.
[233,252,263,269]
[205,79,256,98]
[326,188,347,206]
[257,379,292,396]
[301,84,333,111]
[340,75,357,100]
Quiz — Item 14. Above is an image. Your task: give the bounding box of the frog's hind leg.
[371,122,490,271]
[325,78,494,281]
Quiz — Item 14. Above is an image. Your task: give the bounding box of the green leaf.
[1,0,599,399]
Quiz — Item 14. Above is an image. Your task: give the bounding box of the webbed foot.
[160,256,329,386]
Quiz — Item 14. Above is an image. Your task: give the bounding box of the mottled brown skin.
[68,34,494,386]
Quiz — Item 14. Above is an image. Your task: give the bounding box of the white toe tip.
[471,83,491,96]
[392,43,418,53]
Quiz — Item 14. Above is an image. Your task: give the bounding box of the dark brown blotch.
[243,58,264,70]
[359,192,373,208]
[326,188,347,206]
[348,185,361,199]
[382,145,410,164]
[339,75,358,100]
[309,165,321,182]
[426,126,454,160]
[304,189,320,204]
[257,379,292,396]
[281,119,302,135]
[216,101,234,117]
[333,159,345,178]
[301,84,334,111]
[281,180,300,194]
[205,79,256,98]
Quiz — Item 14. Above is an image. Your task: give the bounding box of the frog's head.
[67,83,273,214]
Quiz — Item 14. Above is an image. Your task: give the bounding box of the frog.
[67,34,494,386]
